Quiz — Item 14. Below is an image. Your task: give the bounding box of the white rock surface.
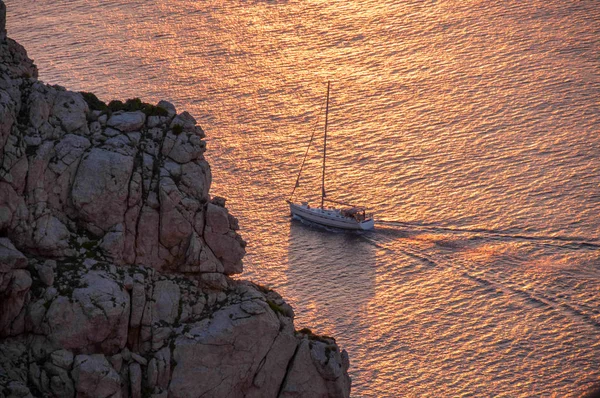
[52,91,89,134]
[107,111,146,132]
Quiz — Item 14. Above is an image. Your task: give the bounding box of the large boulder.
[162,130,206,164]
[0,90,15,148]
[0,237,27,272]
[0,33,37,79]
[280,337,351,398]
[43,270,130,354]
[0,239,30,337]
[51,91,88,134]
[71,148,134,232]
[169,291,288,397]
[151,279,181,324]
[72,354,121,398]
[32,214,70,255]
[204,202,245,275]
[158,177,193,249]
[107,111,146,132]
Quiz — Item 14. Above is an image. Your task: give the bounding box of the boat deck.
[289,202,374,230]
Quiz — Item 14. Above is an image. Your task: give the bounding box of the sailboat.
[286,82,375,231]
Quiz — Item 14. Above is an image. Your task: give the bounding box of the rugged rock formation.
[0,2,351,397]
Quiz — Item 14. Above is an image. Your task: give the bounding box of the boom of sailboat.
[286,81,375,231]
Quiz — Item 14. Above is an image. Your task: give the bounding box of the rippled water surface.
[7,0,600,396]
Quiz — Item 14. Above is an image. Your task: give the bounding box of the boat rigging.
[286,81,375,231]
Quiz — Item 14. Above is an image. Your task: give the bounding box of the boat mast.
[321,81,330,209]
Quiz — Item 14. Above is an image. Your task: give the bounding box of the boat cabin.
[341,207,367,222]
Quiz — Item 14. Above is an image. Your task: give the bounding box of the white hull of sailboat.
[289,202,375,231]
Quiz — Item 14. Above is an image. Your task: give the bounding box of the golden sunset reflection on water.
[7,0,600,395]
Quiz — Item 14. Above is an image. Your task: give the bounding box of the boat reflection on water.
[286,218,377,342]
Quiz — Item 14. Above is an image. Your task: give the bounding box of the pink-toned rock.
[279,338,351,398]
[44,271,130,354]
[184,233,222,274]
[32,214,70,255]
[0,182,27,234]
[107,111,146,132]
[155,347,171,389]
[179,161,211,201]
[169,299,281,398]
[158,178,192,249]
[72,148,134,232]
[72,354,121,398]
[134,205,161,267]
[169,111,197,133]
[198,272,228,290]
[27,86,51,130]
[163,132,206,164]
[43,134,90,216]
[0,33,38,79]
[0,241,30,337]
[25,140,53,200]
[51,91,88,134]
[0,90,16,148]
[152,279,180,324]
[6,154,28,195]
[0,237,27,272]
[129,277,146,329]
[0,268,31,336]
[204,203,245,275]
[245,317,298,398]
[206,203,230,235]
[129,362,142,398]
[204,230,245,275]
[157,100,176,117]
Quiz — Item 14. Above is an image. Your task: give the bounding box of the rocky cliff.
[0,2,351,397]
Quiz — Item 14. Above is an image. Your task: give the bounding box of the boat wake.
[356,220,600,332]
[375,219,600,250]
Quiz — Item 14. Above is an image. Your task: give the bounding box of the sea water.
[6,0,599,396]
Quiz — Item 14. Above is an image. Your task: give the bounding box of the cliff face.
[0,3,351,397]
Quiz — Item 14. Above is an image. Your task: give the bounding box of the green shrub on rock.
[172,124,183,135]
[107,99,125,112]
[83,96,169,117]
[80,91,108,112]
